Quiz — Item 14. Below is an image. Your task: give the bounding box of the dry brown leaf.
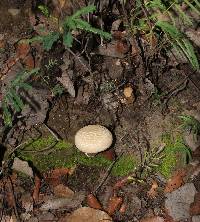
[113,176,133,191]
[44,168,70,186]
[164,169,186,193]
[100,148,116,161]
[32,175,41,203]
[40,192,85,210]
[106,196,123,216]
[140,216,165,222]
[119,203,126,214]
[23,54,35,69]
[54,184,74,198]
[57,71,75,97]
[147,180,158,198]
[66,207,112,222]
[87,193,103,210]
[190,192,200,215]
[16,42,30,59]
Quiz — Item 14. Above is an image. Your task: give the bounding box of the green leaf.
[18,83,32,90]
[176,39,199,70]
[10,89,24,111]
[6,92,21,112]
[72,5,96,18]
[2,99,12,126]
[42,32,60,51]
[38,5,50,17]
[75,19,112,39]
[156,20,183,39]
[63,32,73,48]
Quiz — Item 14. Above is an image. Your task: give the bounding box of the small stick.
[66,48,92,74]
[7,176,21,222]
[43,123,60,141]
[93,152,124,195]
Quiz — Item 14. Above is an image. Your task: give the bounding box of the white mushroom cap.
[75,125,113,154]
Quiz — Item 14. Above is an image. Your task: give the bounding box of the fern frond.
[10,89,24,110]
[183,0,200,16]
[75,19,112,39]
[156,20,183,39]
[42,32,60,51]
[2,99,12,126]
[146,0,166,10]
[63,32,73,48]
[38,5,50,17]
[193,0,200,9]
[72,5,96,18]
[174,3,193,26]
[176,39,199,70]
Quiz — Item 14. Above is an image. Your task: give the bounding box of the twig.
[7,176,21,222]
[66,48,92,74]
[93,152,124,195]
[43,123,60,141]
[162,78,188,110]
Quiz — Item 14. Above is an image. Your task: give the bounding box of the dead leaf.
[119,203,126,214]
[147,180,158,198]
[67,207,112,222]
[190,192,200,215]
[164,169,186,193]
[106,196,123,216]
[16,42,30,59]
[44,168,71,186]
[40,191,85,210]
[87,193,103,210]
[140,216,165,222]
[58,0,66,9]
[57,71,75,97]
[23,54,35,69]
[100,148,116,161]
[113,176,134,191]
[32,175,41,203]
[96,40,129,58]
[54,184,74,198]
[21,193,33,212]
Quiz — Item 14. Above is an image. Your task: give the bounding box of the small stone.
[12,157,33,177]
[184,132,200,151]
[8,8,21,16]
[165,183,197,221]
[192,215,200,222]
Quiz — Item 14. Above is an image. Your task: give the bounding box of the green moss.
[157,133,191,178]
[111,155,137,176]
[17,136,137,176]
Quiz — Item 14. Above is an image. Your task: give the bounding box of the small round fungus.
[75,125,113,154]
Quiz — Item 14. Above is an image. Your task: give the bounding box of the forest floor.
[0,0,200,222]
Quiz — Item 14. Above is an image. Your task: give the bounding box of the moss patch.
[111,155,137,176]
[157,133,191,178]
[17,136,137,176]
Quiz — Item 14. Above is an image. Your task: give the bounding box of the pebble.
[165,183,197,221]
[8,8,20,16]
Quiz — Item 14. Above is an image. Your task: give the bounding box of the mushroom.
[75,125,113,155]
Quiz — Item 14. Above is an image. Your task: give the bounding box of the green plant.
[29,5,111,51]
[51,84,65,96]
[179,115,200,135]
[138,144,166,177]
[45,58,58,70]
[131,0,199,70]
[2,68,40,126]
